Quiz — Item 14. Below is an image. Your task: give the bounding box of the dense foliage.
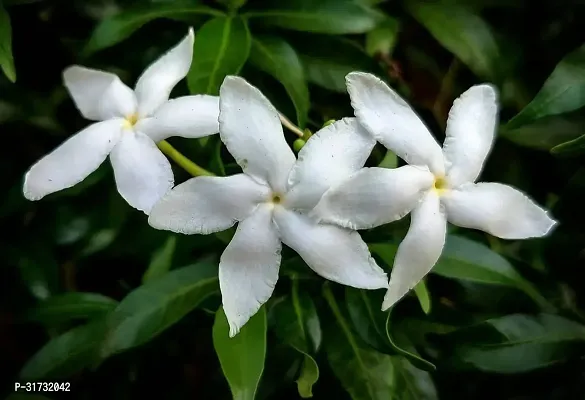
[2,0,585,399]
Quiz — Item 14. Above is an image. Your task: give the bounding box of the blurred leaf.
[214,0,247,10]
[507,44,585,129]
[142,235,177,283]
[370,235,550,309]
[249,35,309,127]
[325,284,437,399]
[27,292,118,325]
[84,4,224,54]
[413,281,431,315]
[19,319,107,380]
[213,305,266,400]
[365,17,400,57]
[272,280,321,397]
[244,0,384,34]
[17,247,59,301]
[345,287,436,371]
[551,133,585,155]
[442,314,585,373]
[188,16,251,95]
[378,149,398,168]
[407,1,502,80]
[500,114,585,150]
[290,35,379,93]
[0,2,16,82]
[101,259,219,357]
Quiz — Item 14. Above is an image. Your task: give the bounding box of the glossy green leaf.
[101,260,219,357]
[507,44,585,129]
[142,235,177,283]
[84,4,224,54]
[325,284,437,399]
[213,305,267,400]
[290,35,380,93]
[551,133,585,155]
[500,114,585,150]
[249,35,309,127]
[407,1,502,80]
[0,2,15,82]
[27,292,118,324]
[413,281,431,315]
[244,0,384,34]
[365,17,400,57]
[443,314,585,373]
[370,235,549,309]
[188,16,251,95]
[19,319,107,380]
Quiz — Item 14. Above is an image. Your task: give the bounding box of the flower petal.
[136,95,219,143]
[220,204,281,337]
[285,117,376,210]
[274,208,388,289]
[312,166,434,230]
[443,182,557,239]
[443,84,498,187]
[23,120,123,201]
[219,76,296,193]
[63,66,136,121]
[382,191,446,310]
[346,72,444,174]
[134,28,194,117]
[149,174,270,234]
[109,131,174,214]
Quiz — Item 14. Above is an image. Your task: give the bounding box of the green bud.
[293,139,306,152]
[322,119,336,128]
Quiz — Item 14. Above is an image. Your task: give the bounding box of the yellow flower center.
[122,113,139,130]
[271,193,282,204]
[433,176,448,194]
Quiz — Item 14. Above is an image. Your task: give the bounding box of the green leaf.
[19,319,107,380]
[407,1,501,80]
[370,235,549,309]
[215,0,247,10]
[249,35,309,128]
[551,133,585,156]
[244,0,384,34]
[272,280,321,397]
[507,44,585,129]
[442,314,585,373]
[345,287,436,371]
[500,114,585,150]
[27,292,118,325]
[101,260,219,358]
[142,235,177,283]
[84,4,224,54]
[289,35,380,93]
[213,305,267,400]
[365,17,400,57]
[187,16,251,95]
[413,281,431,315]
[378,149,398,168]
[324,284,437,400]
[0,2,15,82]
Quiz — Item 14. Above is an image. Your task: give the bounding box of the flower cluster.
[22,28,557,336]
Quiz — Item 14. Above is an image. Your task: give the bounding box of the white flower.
[313,72,557,311]
[148,76,388,337]
[23,28,220,214]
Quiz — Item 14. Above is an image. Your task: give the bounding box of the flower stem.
[157,140,215,177]
[278,112,304,138]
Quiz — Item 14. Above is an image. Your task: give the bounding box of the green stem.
[157,140,215,177]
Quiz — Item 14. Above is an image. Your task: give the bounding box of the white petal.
[382,191,446,310]
[134,28,194,117]
[443,84,498,187]
[149,174,270,235]
[219,76,296,193]
[274,208,388,289]
[63,66,136,121]
[109,131,174,214]
[285,117,376,210]
[23,119,123,200]
[220,204,281,337]
[346,72,444,174]
[136,95,219,143]
[443,182,557,239]
[312,166,434,230]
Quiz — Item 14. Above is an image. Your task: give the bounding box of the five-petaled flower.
[148,76,388,337]
[23,28,220,214]
[313,72,557,311]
